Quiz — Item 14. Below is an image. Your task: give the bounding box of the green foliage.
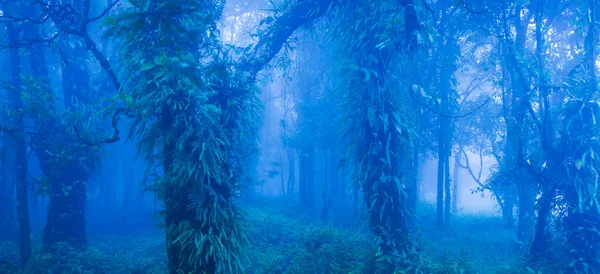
[1,206,576,274]
[0,241,18,273]
[245,207,377,273]
[414,203,566,274]
[557,98,600,272]
[22,241,165,274]
[455,94,504,158]
[288,94,340,150]
[285,41,341,150]
[105,0,261,272]
[331,0,420,272]
[0,74,106,190]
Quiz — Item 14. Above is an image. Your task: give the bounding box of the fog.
[0,0,598,273]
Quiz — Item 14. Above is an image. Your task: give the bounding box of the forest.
[0,0,598,273]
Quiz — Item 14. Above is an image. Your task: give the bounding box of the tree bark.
[436,137,445,226]
[7,22,32,266]
[286,149,295,197]
[452,149,461,213]
[500,3,536,242]
[299,149,308,205]
[444,152,451,222]
[0,38,17,243]
[321,149,329,221]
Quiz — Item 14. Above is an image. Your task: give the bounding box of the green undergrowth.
[244,207,377,273]
[1,233,168,274]
[414,203,564,274]
[0,241,19,273]
[0,204,565,273]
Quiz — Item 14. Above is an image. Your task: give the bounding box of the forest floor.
[0,203,543,274]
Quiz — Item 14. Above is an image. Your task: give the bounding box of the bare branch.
[73,107,126,146]
[0,14,50,24]
[0,30,62,50]
[410,85,500,119]
[82,33,120,91]
[458,146,489,190]
[86,1,119,24]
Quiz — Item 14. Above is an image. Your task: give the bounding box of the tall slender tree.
[5,11,32,265]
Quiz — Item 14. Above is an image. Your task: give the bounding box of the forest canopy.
[0,0,599,273]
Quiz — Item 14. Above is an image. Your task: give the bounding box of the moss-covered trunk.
[339,1,420,271]
[40,42,93,249]
[42,171,87,248]
[107,1,335,272]
[161,105,199,273]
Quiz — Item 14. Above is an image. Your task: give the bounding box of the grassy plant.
[0,205,569,273]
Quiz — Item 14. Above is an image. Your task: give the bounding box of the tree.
[434,2,461,225]
[0,0,119,251]
[1,4,32,263]
[557,0,599,270]
[335,0,421,272]
[106,0,334,272]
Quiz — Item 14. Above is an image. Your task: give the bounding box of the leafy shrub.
[244,208,376,273]
[0,205,571,273]
[23,241,166,274]
[0,241,19,273]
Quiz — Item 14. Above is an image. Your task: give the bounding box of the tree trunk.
[306,147,315,208]
[35,33,92,249]
[286,149,295,197]
[407,144,419,214]
[280,149,285,195]
[498,3,535,242]
[436,3,457,224]
[345,2,420,271]
[436,142,445,226]
[452,150,461,213]
[42,172,87,248]
[444,153,451,222]
[338,162,346,202]
[0,43,17,243]
[517,177,536,242]
[7,23,32,266]
[299,149,308,204]
[299,145,315,207]
[321,149,329,221]
[0,136,17,243]
[530,185,554,260]
[500,192,516,228]
[161,106,207,274]
[330,148,338,209]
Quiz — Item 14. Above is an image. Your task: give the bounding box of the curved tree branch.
[458,146,489,190]
[73,107,126,146]
[238,0,335,78]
